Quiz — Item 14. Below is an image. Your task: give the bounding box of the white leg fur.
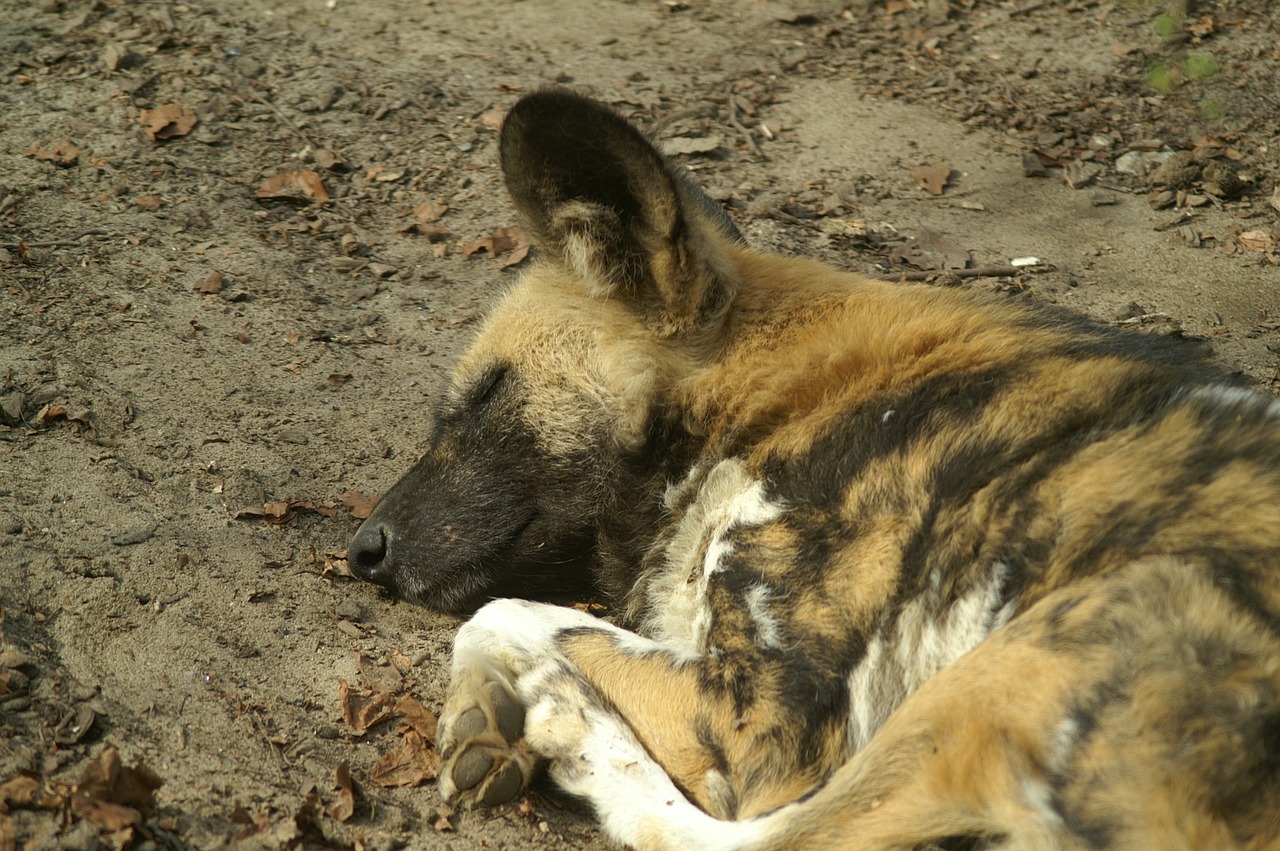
[449,598,770,850]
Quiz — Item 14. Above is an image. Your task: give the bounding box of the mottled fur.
[349,90,1280,849]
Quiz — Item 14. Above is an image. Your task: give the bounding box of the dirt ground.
[2,0,1278,848]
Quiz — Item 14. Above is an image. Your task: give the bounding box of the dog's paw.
[438,677,538,807]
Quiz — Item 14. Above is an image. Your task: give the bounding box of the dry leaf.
[263,501,292,523]
[34,403,68,424]
[413,200,448,224]
[889,229,971,271]
[194,271,223,294]
[462,226,527,259]
[256,170,330,204]
[394,694,439,740]
[328,763,355,823]
[0,773,41,812]
[326,373,353,389]
[911,162,953,196]
[661,135,723,156]
[229,806,271,842]
[368,729,439,787]
[139,104,198,141]
[400,201,452,238]
[1236,230,1276,253]
[134,195,162,211]
[70,747,163,834]
[26,139,80,166]
[338,680,396,734]
[340,491,379,520]
[496,243,530,270]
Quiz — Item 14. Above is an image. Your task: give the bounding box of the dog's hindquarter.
[615,267,1280,830]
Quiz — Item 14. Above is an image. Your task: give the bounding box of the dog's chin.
[393,566,496,616]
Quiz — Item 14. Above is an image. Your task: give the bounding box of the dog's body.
[349,90,1280,849]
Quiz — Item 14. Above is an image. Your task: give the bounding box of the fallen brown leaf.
[479,108,505,132]
[400,200,452,237]
[139,104,198,142]
[338,680,396,734]
[229,806,271,842]
[661,135,723,156]
[34,403,68,424]
[368,728,439,787]
[340,490,379,520]
[889,229,971,271]
[26,139,80,166]
[134,195,162,212]
[0,772,40,812]
[194,271,223,294]
[496,243,531,270]
[911,162,953,196]
[328,763,355,823]
[70,748,162,840]
[462,226,528,259]
[413,199,448,224]
[1237,230,1276,253]
[393,694,439,740]
[256,170,331,204]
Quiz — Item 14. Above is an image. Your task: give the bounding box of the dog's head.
[348,90,741,612]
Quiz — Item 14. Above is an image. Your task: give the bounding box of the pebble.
[112,521,158,546]
[336,599,365,622]
[1114,150,1172,176]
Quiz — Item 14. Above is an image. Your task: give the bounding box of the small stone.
[1064,161,1102,189]
[336,599,364,622]
[112,521,157,546]
[336,620,364,639]
[1,390,25,425]
[1115,302,1145,321]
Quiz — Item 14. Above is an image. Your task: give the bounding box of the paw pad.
[438,677,536,808]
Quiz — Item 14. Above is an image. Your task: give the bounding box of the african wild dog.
[348,89,1280,849]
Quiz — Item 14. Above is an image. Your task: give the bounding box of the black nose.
[349,523,393,586]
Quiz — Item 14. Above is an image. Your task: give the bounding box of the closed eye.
[467,363,510,408]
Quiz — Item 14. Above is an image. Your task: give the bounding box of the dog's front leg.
[438,598,772,850]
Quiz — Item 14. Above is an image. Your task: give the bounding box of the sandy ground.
[2,0,1278,848]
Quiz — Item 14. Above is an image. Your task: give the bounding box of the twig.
[248,92,319,151]
[1008,0,1053,17]
[0,230,114,250]
[726,91,767,161]
[870,264,1048,282]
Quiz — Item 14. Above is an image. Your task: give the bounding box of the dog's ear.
[500,89,735,336]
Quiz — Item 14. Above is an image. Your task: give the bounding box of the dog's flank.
[350,89,1280,849]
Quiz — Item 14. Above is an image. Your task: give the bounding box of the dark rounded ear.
[499,89,735,336]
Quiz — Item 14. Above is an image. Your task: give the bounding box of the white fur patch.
[452,598,768,850]
[847,563,1014,749]
[639,459,784,652]
[744,584,784,650]
[1185,384,1280,418]
[528,691,766,851]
